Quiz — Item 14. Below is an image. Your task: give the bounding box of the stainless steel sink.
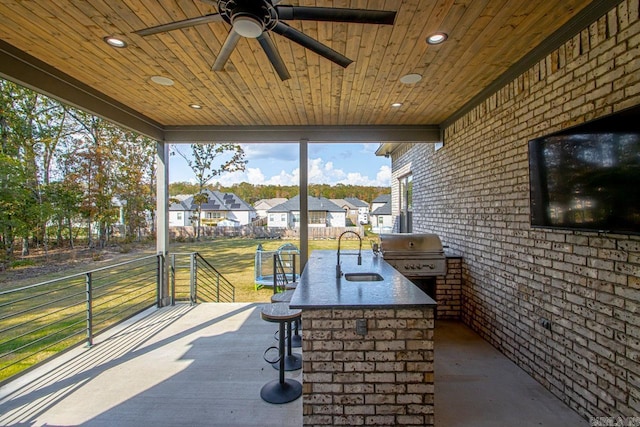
[344,272,384,282]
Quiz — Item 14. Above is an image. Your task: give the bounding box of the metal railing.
[0,254,161,383]
[170,252,235,304]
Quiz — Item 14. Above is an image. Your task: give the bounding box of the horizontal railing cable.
[0,254,162,384]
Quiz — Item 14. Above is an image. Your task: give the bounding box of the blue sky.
[169,143,391,187]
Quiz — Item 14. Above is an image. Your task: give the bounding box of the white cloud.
[266,169,299,186]
[204,157,390,187]
[170,145,391,188]
[246,168,266,184]
[375,165,392,186]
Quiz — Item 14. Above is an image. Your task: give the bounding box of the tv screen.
[528,106,640,235]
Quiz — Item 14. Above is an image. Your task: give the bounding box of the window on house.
[309,211,326,224]
[177,212,183,220]
[399,174,413,233]
[281,214,286,222]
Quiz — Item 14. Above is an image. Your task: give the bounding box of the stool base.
[260,378,302,404]
[272,353,302,371]
[291,334,302,348]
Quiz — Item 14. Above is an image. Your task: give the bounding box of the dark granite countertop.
[289,250,437,309]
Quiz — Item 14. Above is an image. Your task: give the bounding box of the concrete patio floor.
[0,303,587,426]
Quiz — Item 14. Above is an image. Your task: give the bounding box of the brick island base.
[300,307,435,426]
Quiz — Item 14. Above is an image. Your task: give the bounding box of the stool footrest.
[263,345,280,365]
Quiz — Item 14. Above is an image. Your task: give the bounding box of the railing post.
[292,253,296,282]
[156,255,162,307]
[190,253,197,305]
[216,273,220,302]
[170,254,176,306]
[85,272,93,347]
[273,254,278,295]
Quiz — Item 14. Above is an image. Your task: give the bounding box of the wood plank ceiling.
[0,0,599,134]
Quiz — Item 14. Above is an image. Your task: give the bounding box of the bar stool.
[260,303,302,404]
[272,255,302,350]
[270,290,302,358]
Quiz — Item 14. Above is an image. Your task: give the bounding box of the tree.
[113,132,156,241]
[0,77,158,263]
[46,180,83,248]
[63,110,119,248]
[174,143,246,239]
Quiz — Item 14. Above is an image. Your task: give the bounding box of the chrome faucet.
[336,230,362,278]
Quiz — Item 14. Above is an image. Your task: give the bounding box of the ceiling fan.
[134,0,397,81]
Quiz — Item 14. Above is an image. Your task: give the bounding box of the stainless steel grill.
[379,233,447,277]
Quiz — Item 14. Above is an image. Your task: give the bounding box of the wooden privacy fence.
[170,225,364,240]
[283,226,363,239]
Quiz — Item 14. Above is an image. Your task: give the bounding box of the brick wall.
[436,257,462,319]
[389,0,640,420]
[301,307,435,426]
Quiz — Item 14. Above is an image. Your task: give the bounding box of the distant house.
[370,194,392,233]
[254,198,288,219]
[330,197,370,225]
[169,189,255,227]
[169,199,192,227]
[268,195,346,228]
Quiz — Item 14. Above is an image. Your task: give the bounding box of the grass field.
[171,236,374,302]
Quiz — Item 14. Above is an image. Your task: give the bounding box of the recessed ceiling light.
[150,75,174,86]
[103,36,127,48]
[391,102,403,108]
[400,74,423,84]
[189,103,203,109]
[426,32,448,45]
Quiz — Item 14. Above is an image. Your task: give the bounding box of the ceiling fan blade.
[213,30,241,71]
[257,32,291,81]
[134,13,223,36]
[276,6,396,25]
[272,22,353,68]
[196,0,218,6]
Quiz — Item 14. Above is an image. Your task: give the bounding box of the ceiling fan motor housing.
[218,0,278,36]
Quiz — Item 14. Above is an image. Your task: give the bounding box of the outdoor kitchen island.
[289,250,437,426]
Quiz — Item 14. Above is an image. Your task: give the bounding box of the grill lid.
[379,233,444,257]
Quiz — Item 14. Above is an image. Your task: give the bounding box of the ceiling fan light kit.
[134,0,397,81]
[232,16,264,38]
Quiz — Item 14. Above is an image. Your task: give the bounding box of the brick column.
[301,307,435,426]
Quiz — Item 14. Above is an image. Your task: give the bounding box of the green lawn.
[171,237,374,302]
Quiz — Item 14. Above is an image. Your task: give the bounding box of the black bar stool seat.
[260,303,302,404]
[271,289,295,303]
[284,281,298,290]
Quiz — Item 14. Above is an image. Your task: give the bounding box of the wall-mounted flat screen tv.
[528,105,640,235]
